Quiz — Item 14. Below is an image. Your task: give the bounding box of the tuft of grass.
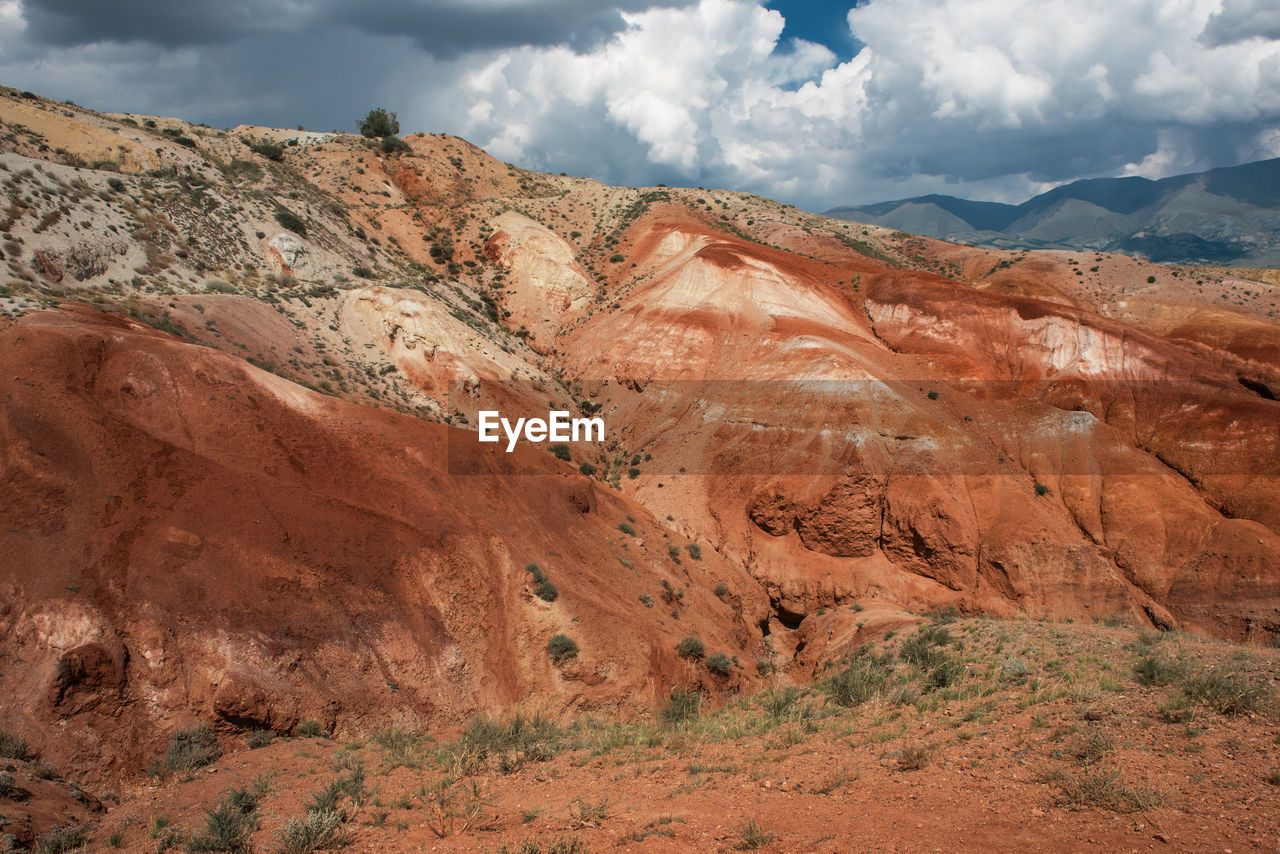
[34,824,88,854]
[661,687,702,726]
[1133,655,1184,687]
[734,816,774,850]
[1180,669,1271,715]
[370,727,428,770]
[895,743,931,771]
[154,725,221,777]
[824,650,891,707]
[295,720,323,738]
[186,787,260,853]
[246,729,274,749]
[1046,769,1163,813]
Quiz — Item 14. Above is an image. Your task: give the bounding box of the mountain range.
[827,158,1280,266]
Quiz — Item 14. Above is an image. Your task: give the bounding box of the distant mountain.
[826,158,1280,266]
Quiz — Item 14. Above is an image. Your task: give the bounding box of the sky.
[1,0,1278,210]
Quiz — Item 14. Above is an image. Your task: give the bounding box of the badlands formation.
[0,87,1278,851]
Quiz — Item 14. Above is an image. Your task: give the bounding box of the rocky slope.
[0,86,1278,788]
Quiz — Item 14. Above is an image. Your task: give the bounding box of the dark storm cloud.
[19,0,695,55]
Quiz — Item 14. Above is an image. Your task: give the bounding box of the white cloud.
[408,0,1280,207]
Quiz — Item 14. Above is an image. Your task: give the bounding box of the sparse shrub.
[685,543,701,560]
[0,730,30,760]
[1181,669,1270,715]
[617,521,635,535]
[204,279,236,293]
[706,651,732,676]
[1069,729,1111,764]
[526,562,547,583]
[1147,275,1156,284]
[579,462,597,476]
[535,580,558,602]
[547,634,579,665]
[627,467,641,478]
[899,625,951,668]
[713,582,728,598]
[675,635,705,660]
[608,253,625,263]
[246,729,274,749]
[155,725,222,776]
[371,728,427,769]
[274,208,307,237]
[825,651,891,707]
[1034,482,1049,496]
[639,593,653,608]
[294,720,323,738]
[550,443,571,461]
[308,765,368,817]
[186,789,260,853]
[33,824,87,854]
[667,543,682,561]
[661,686,702,725]
[1046,769,1162,812]
[244,137,285,161]
[1133,655,1183,687]
[274,809,346,854]
[924,656,964,691]
[896,742,932,771]
[1001,657,1031,682]
[352,266,374,279]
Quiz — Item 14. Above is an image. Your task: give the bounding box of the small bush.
[1034,482,1049,496]
[899,625,951,668]
[535,580,558,602]
[896,743,932,771]
[1001,657,1031,682]
[825,651,891,707]
[639,593,653,608]
[204,279,236,293]
[579,462,597,476]
[661,687,702,725]
[380,135,411,155]
[609,253,625,263]
[0,730,30,760]
[550,443,571,461]
[156,725,222,776]
[685,543,701,560]
[617,521,635,535]
[526,562,547,583]
[295,720,323,738]
[547,634,579,665]
[245,137,285,161]
[706,652,732,676]
[667,543,682,561]
[675,635,705,660]
[713,582,728,598]
[1047,769,1162,812]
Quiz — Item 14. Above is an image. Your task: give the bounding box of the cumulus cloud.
[430,0,1280,206]
[1,0,1278,208]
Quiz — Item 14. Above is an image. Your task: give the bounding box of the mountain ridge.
[827,158,1280,265]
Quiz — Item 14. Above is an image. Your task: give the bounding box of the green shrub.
[244,137,284,161]
[667,543,682,561]
[617,522,635,535]
[380,135,411,155]
[550,443,571,461]
[685,544,701,560]
[579,462,597,476]
[357,108,399,138]
[526,562,547,583]
[675,635,705,660]
[627,467,641,478]
[713,582,728,598]
[174,136,197,149]
[204,279,236,293]
[899,625,951,668]
[308,765,367,816]
[275,208,307,237]
[734,817,774,850]
[535,580,558,602]
[609,253,625,262]
[547,634,579,664]
[1034,482,1049,496]
[706,652,732,676]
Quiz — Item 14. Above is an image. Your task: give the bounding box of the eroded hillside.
[1,86,1278,794]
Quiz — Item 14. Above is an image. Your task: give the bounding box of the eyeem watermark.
[478,410,605,452]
